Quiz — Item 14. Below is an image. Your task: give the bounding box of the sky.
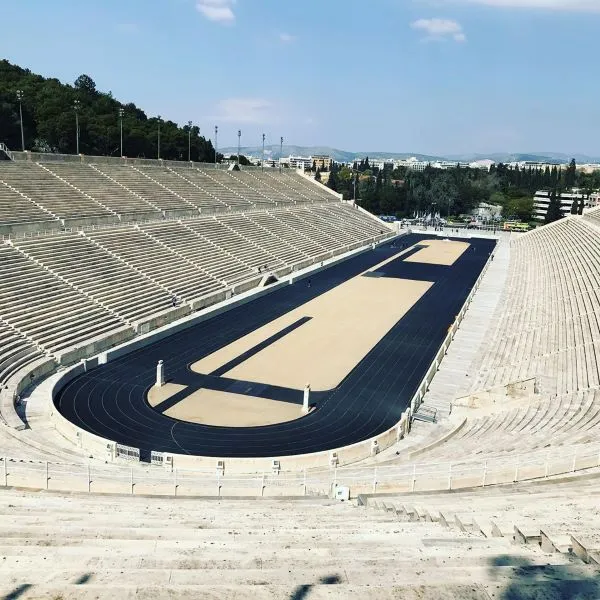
[2,0,600,157]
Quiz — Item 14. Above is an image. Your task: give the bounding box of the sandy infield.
[405,239,469,266]
[192,275,432,391]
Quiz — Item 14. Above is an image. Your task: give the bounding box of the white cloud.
[196,0,235,23]
[279,32,296,43]
[411,18,467,42]
[215,98,274,124]
[454,0,600,10]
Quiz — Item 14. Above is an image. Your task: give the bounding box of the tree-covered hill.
[0,60,219,161]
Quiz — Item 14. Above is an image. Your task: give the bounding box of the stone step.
[2,562,594,588]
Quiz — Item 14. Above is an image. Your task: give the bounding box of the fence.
[1,442,598,497]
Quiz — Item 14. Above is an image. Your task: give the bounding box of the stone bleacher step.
[2,559,590,589]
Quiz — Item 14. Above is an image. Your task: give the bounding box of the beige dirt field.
[150,242,451,426]
[148,384,304,426]
[147,382,187,408]
[192,274,432,391]
[404,239,469,266]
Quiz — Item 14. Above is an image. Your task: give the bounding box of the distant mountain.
[220,145,441,163]
[220,145,600,165]
[447,152,600,164]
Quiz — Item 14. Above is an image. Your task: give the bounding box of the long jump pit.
[147,239,469,428]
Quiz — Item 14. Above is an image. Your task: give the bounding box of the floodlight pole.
[262,133,265,172]
[157,115,162,159]
[214,125,218,168]
[188,121,193,162]
[119,108,124,157]
[280,137,283,173]
[74,100,81,155]
[16,90,25,151]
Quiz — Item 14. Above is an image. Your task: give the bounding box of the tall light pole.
[16,90,25,151]
[261,133,266,172]
[237,130,241,166]
[157,115,162,159]
[214,125,218,168]
[74,99,81,155]
[279,137,283,173]
[118,108,124,157]
[188,120,192,162]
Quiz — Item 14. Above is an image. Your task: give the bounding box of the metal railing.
[1,442,598,497]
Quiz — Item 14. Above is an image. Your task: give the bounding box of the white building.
[472,202,502,220]
[589,192,600,207]
[533,190,587,221]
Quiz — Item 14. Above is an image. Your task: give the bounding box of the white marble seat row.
[0,163,114,222]
[0,322,42,391]
[45,163,162,219]
[1,162,343,235]
[14,233,173,324]
[0,246,124,354]
[472,217,600,396]
[420,389,600,465]
[2,485,595,600]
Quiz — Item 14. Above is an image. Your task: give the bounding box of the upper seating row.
[584,205,600,228]
[0,161,339,235]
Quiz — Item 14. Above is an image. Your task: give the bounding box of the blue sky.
[2,0,600,156]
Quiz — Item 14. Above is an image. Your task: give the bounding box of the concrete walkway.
[418,233,512,418]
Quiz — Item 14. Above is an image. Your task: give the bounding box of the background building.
[533,190,587,221]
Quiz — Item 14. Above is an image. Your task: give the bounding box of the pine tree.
[545,189,564,224]
[565,158,577,188]
[315,168,321,182]
[571,199,578,214]
[578,197,585,215]
[328,170,338,192]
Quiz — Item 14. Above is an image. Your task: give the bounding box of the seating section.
[1,161,345,231]
[45,163,162,219]
[0,245,124,354]
[0,322,42,390]
[92,164,196,216]
[417,389,600,467]
[226,171,278,205]
[0,162,116,223]
[0,182,58,233]
[365,477,600,572]
[183,168,254,210]
[148,167,227,212]
[140,220,254,285]
[14,234,173,324]
[471,217,600,396]
[246,170,302,203]
[86,227,224,303]
[0,484,598,599]
[282,171,336,202]
[584,206,600,228]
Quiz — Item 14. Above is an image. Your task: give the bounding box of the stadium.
[1,145,600,598]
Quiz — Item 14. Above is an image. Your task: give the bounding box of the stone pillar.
[156,360,165,388]
[302,383,311,414]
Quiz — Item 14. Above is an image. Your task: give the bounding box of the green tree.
[571,199,578,214]
[578,197,585,215]
[565,158,577,188]
[0,59,215,160]
[314,168,322,182]
[74,74,97,95]
[545,190,564,224]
